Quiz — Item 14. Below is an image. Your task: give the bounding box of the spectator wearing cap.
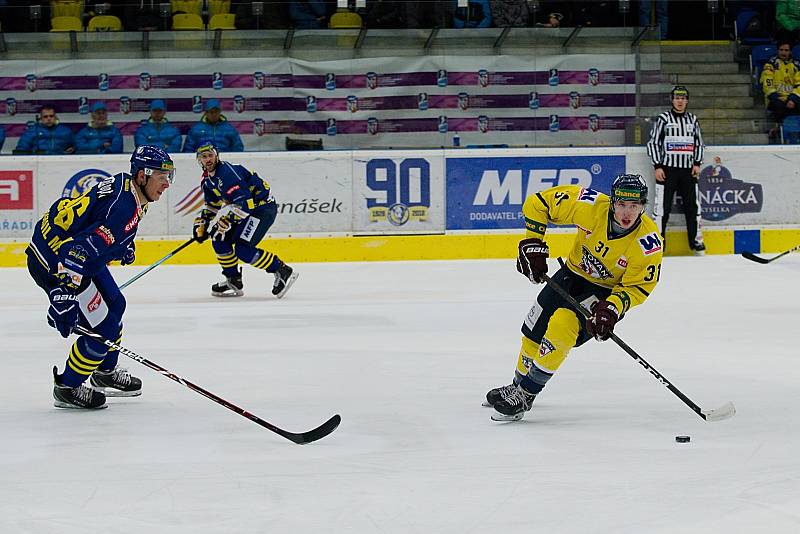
[15,105,75,155]
[183,98,244,153]
[134,99,182,152]
[75,101,123,154]
[535,12,563,27]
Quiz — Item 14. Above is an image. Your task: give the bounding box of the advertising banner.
[351,151,445,234]
[446,151,626,230]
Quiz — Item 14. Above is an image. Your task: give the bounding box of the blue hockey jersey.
[28,173,146,281]
[199,161,273,219]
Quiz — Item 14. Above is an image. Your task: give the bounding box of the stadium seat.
[793,45,800,60]
[208,13,236,30]
[172,13,204,30]
[750,44,777,94]
[734,9,772,45]
[50,0,84,19]
[87,14,122,31]
[50,15,83,32]
[329,10,362,29]
[781,115,800,144]
[208,0,232,17]
[171,0,203,16]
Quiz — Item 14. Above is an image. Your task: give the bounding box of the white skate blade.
[491,411,524,422]
[275,271,299,299]
[90,386,142,398]
[53,400,108,410]
[211,289,244,298]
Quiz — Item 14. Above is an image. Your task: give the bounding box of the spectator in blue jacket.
[134,99,182,152]
[183,98,244,153]
[15,105,75,155]
[453,0,492,28]
[289,0,327,29]
[75,102,123,154]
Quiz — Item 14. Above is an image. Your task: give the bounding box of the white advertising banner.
[351,151,446,234]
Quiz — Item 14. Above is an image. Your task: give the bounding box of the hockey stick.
[541,273,735,422]
[119,238,196,291]
[72,325,342,444]
[741,243,800,264]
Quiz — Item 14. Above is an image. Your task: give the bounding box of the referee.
[646,85,706,255]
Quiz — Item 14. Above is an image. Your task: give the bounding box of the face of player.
[672,95,688,112]
[612,200,644,229]
[136,169,171,202]
[197,150,217,172]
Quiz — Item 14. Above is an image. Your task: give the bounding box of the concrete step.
[680,84,752,97]
[700,119,769,134]
[638,106,767,119]
[660,51,735,63]
[705,133,769,145]
[661,62,742,74]
[671,73,752,85]
[654,42,735,55]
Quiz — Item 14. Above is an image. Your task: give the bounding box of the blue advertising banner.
[446,155,626,230]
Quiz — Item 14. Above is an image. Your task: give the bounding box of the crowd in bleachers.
[0,98,244,155]
[0,1,731,35]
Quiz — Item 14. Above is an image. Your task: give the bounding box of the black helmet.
[671,85,689,100]
[611,173,648,205]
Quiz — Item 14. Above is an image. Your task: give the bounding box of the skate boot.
[482,383,517,408]
[491,385,536,422]
[53,366,107,409]
[272,263,298,299]
[693,242,706,256]
[90,366,142,397]
[211,268,244,297]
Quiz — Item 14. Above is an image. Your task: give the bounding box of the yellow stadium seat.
[50,15,83,32]
[172,13,204,30]
[208,0,231,17]
[208,13,236,30]
[329,10,362,29]
[87,15,122,31]
[50,0,84,19]
[171,0,202,16]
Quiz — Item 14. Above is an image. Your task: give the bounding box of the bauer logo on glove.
[516,237,549,283]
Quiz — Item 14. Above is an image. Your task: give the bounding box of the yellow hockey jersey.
[522,185,663,315]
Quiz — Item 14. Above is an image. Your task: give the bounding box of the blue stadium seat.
[735,9,772,45]
[781,115,800,144]
[751,44,777,94]
[793,45,800,60]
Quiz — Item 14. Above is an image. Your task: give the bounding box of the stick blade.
[741,252,770,264]
[702,401,736,422]
[286,414,342,445]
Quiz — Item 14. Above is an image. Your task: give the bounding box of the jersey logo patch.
[124,212,139,233]
[638,233,663,255]
[94,226,115,245]
[616,257,628,268]
[87,291,103,312]
[226,184,241,196]
[539,338,555,357]
[579,245,613,280]
[578,188,599,203]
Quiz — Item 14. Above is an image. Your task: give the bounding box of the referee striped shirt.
[646,109,704,169]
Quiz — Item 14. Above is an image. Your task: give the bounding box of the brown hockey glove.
[586,300,619,341]
[516,238,549,283]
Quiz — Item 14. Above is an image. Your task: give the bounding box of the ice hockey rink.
[2,254,799,533]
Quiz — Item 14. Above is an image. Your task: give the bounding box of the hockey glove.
[516,238,549,284]
[211,216,236,244]
[47,286,79,338]
[192,216,210,243]
[120,242,136,266]
[586,300,619,341]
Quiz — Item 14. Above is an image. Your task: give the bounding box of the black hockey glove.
[47,287,79,338]
[192,216,210,243]
[516,238,549,283]
[586,300,619,341]
[120,242,136,266]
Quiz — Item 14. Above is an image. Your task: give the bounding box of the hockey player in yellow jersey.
[486,174,663,421]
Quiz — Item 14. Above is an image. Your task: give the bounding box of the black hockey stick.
[119,238,197,290]
[741,243,800,264]
[72,325,341,444]
[541,273,735,422]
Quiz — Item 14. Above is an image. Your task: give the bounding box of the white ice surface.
[2,255,799,533]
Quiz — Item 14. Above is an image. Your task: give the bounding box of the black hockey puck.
[675,435,691,443]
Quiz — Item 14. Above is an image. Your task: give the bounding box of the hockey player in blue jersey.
[191,140,298,298]
[26,146,174,409]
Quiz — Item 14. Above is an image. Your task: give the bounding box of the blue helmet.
[195,139,219,170]
[611,173,648,205]
[130,145,174,183]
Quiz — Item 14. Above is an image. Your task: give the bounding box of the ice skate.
[272,263,298,299]
[90,366,142,397]
[491,385,536,422]
[482,383,517,407]
[212,268,244,297]
[53,366,107,409]
[693,242,706,256]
